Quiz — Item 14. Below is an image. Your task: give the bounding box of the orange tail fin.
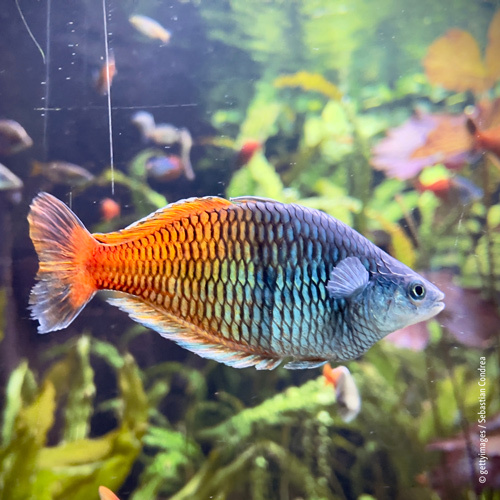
[28,192,99,333]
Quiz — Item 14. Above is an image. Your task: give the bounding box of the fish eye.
[409,282,426,301]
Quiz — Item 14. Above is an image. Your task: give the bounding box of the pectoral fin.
[327,257,369,299]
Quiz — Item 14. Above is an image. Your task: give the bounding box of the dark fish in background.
[0,119,33,155]
[32,160,95,186]
[129,15,171,44]
[28,194,445,370]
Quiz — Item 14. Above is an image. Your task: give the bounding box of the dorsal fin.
[93,196,233,245]
[231,195,280,205]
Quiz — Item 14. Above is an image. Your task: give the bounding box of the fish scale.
[97,202,331,357]
[28,193,445,369]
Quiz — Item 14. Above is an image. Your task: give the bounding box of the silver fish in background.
[178,127,195,180]
[129,15,171,44]
[28,194,444,369]
[0,163,23,191]
[0,119,33,155]
[0,162,23,203]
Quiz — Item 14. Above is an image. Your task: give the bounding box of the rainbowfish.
[28,194,444,370]
[129,15,171,44]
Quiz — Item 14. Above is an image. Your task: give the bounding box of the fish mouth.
[434,301,445,314]
[435,290,445,312]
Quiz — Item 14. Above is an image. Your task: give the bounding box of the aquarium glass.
[0,0,499,499]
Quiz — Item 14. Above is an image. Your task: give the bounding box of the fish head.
[367,266,445,335]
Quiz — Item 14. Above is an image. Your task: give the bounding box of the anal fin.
[284,359,328,370]
[107,295,283,370]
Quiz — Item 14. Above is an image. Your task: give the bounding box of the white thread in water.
[101,0,115,195]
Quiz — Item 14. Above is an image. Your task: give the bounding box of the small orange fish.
[95,50,116,96]
[98,486,120,500]
[236,140,262,167]
[100,198,121,222]
[466,117,500,159]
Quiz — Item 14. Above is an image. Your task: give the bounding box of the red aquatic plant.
[371,111,472,180]
[371,98,500,180]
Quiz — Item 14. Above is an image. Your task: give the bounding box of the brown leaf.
[486,10,500,81]
[423,29,490,92]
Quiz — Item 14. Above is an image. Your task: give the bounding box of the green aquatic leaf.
[37,434,115,468]
[91,338,124,370]
[227,153,285,200]
[238,82,282,142]
[274,71,342,101]
[303,116,325,148]
[94,169,168,213]
[120,354,149,433]
[144,361,207,402]
[0,380,56,500]
[199,377,336,445]
[1,361,35,446]
[487,204,500,230]
[132,427,202,499]
[366,209,417,268]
